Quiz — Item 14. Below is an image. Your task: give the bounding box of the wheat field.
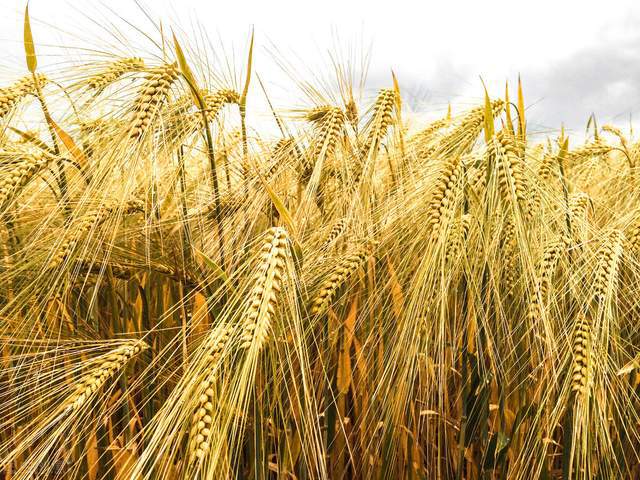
[0,5,639,480]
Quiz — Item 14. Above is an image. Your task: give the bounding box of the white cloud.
[0,0,638,137]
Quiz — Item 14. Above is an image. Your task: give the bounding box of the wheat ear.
[240,227,290,350]
[310,240,375,315]
[491,133,529,214]
[86,57,145,92]
[0,152,55,210]
[129,64,179,140]
[445,213,472,264]
[565,139,612,165]
[202,89,240,122]
[62,340,147,414]
[427,157,461,239]
[0,74,47,120]
[49,199,145,269]
[320,218,347,251]
[571,313,592,396]
[189,324,233,462]
[359,89,396,157]
[593,230,624,304]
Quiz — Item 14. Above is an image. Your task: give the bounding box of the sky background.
[0,0,639,139]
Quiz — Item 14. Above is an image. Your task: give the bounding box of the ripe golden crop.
[0,6,639,480]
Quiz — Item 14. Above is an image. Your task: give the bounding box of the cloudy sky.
[0,0,639,138]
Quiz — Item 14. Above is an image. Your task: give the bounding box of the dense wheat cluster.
[2,8,640,480]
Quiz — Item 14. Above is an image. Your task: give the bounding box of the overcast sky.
[0,0,639,138]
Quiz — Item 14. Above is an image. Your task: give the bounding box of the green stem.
[32,73,71,220]
[180,72,227,274]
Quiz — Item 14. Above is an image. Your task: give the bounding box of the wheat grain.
[0,74,47,120]
[86,57,145,92]
[426,157,461,239]
[189,324,233,462]
[445,213,472,264]
[359,89,396,157]
[593,230,624,304]
[571,313,592,395]
[239,227,290,350]
[320,218,347,251]
[0,151,55,210]
[49,199,145,269]
[63,340,147,413]
[129,64,179,140]
[310,240,375,315]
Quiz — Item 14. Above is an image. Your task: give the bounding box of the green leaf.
[45,114,88,170]
[558,135,569,162]
[504,81,515,135]
[240,29,254,107]
[481,78,494,143]
[391,69,402,113]
[7,126,53,154]
[482,431,510,470]
[172,32,199,105]
[254,167,304,262]
[517,74,526,141]
[258,173,295,236]
[23,4,37,73]
[193,247,229,284]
